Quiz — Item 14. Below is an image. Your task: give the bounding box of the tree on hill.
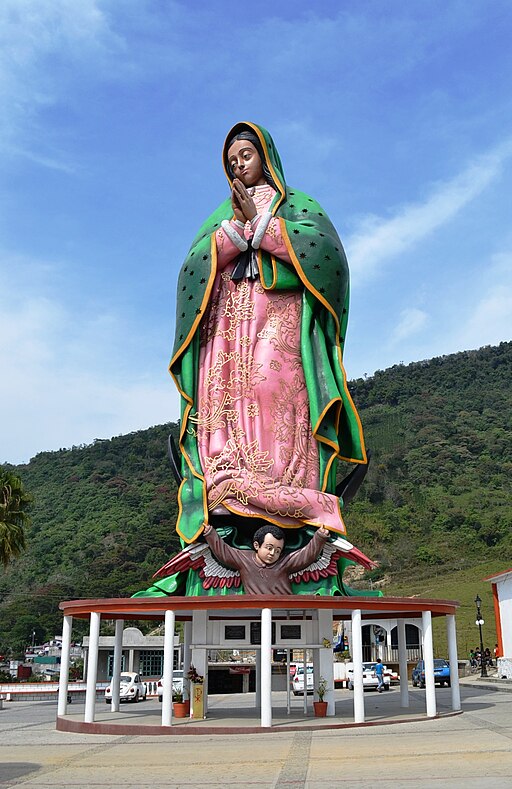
[0,467,31,567]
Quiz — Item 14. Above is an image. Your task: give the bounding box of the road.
[1,683,512,788]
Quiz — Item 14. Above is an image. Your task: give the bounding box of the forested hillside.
[345,341,511,579]
[1,342,510,654]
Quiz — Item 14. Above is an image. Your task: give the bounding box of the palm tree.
[0,467,31,567]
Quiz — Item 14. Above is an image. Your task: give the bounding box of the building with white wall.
[485,568,512,678]
[82,626,181,681]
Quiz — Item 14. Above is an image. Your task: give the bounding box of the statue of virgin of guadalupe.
[141,121,375,598]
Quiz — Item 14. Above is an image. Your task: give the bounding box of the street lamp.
[474,594,488,678]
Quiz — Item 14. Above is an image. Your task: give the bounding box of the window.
[107,653,126,676]
[139,651,164,677]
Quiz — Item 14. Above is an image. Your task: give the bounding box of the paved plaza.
[1,680,512,788]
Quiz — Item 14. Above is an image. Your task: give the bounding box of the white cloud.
[0,252,178,465]
[1,363,176,466]
[347,139,512,285]
[376,249,512,370]
[390,308,429,346]
[0,0,123,164]
[453,251,512,351]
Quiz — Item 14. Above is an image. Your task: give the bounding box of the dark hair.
[253,524,285,547]
[226,131,278,190]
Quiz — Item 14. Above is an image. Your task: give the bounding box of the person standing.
[375,659,385,692]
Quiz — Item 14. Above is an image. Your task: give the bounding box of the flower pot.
[313,701,328,718]
[173,701,189,718]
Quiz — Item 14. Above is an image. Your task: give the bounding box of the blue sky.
[1,0,511,465]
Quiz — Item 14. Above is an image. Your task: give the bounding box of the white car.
[157,669,184,702]
[346,662,391,691]
[291,665,314,696]
[105,671,147,703]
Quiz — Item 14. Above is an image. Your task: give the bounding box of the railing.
[362,646,422,663]
[144,680,160,696]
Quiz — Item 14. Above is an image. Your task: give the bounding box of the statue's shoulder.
[279,186,332,221]
[190,197,232,248]
[284,185,317,204]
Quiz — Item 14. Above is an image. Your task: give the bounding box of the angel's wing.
[153,543,241,590]
[289,536,377,584]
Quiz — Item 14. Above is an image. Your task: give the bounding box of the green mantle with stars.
[169,122,366,545]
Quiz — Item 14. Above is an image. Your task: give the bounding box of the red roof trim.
[59,594,459,620]
[483,567,512,581]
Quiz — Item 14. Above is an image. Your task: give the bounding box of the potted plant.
[172,688,188,718]
[313,676,329,717]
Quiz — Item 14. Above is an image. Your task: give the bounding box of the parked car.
[157,669,184,702]
[411,659,450,688]
[346,662,391,691]
[385,667,400,685]
[105,671,147,703]
[291,664,314,695]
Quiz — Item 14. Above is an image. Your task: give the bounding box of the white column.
[261,608,272,728]
[183,621,192,703]
[255,649,261,709]
[303,614,309,715]
[351,609,364,723]
[312,647,320,698]
[84,612,101,724]
[386,626,392,663]
[312,611,319,706]
[318,609,335,716]
[162,609,175,726]
[303,646,308,715]
[446,615,461,711]
[82,647,88,682]
[422,610,437,718]
[111,619,124,713]
[286,649,291,715]
[397,618,409,708]
[57,615,72,716]
[191,610,208,715]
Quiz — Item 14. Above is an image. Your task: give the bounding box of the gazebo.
[56,593,461,734]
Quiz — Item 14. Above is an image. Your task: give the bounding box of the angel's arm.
[203,523,243,571]
[282,528,329,574]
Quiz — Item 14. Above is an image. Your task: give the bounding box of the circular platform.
[56,690,463,736]
[58,594,460,734]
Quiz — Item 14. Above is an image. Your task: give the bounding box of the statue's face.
[253,532,284,566]
[227,140,266,187]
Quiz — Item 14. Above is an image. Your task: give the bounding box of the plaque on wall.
[280,624,302,640]
[224,625,247,641]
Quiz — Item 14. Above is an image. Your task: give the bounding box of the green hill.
[1,341,510,656]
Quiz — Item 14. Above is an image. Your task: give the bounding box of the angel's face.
[253,533,284,566]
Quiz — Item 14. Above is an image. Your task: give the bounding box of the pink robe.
[194,184,346,534]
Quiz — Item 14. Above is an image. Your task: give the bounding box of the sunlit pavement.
[56,684,462,733]
[1,682,512,788]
